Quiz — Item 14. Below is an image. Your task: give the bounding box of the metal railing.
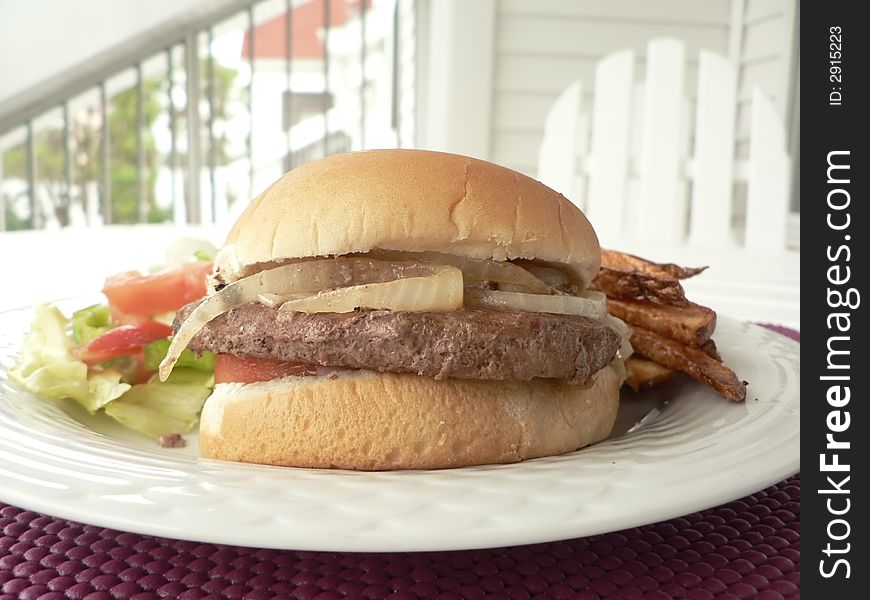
[0,0,413,231]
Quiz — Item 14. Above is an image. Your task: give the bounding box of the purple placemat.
[1,327,800,600]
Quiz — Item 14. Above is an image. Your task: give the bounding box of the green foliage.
[108,81,166,224]
[3,60,239,230]
[172,60,241,168]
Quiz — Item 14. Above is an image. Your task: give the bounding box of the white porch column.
[416,0,495,160]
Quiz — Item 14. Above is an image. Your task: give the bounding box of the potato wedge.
[591,267,689,306]
[624,357,677,392]
[601,250,706,280]
[701,339,722,362]
[607,298,717,347]
[629,326,747,402]
[590,250,706,306]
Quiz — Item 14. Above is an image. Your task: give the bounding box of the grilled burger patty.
[179,303,621,385]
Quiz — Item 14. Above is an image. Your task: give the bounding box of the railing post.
[360,0,366,150]
[100,82,112,225]
[391,0,401,147]
[136,63,147,223]
[247,5,255,200]
[167,48,177,215]
[207,28,217,223]
[27,121,39,229]
[323,0,330,157]
[285,0,293,170]
[0,149,6,231]
[63,102,72,224]
[185,32,202,224]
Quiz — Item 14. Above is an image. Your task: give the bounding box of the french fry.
[601,250,706,280]
[607,298,716,347]
[590,250,706,306]
[624,357,676,392]
[629,326,747,402]
[701,339,722,362]
[591,267,689,306]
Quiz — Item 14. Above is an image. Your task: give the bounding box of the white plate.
[0,300,799,552]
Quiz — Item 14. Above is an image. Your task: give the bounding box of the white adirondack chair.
[536,38,798,329]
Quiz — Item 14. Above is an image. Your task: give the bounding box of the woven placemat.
[0,476,800,600]
[1,326,800,599]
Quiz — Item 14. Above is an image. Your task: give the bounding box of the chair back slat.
[585,49,634,242]
[536,81,582,201]
[745,87,790,251]
[536,37,793,252]
[689,50,738,247]
[636,39,686,243]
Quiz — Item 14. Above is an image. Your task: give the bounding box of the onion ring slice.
[159,258,461,380]
[277,267,463,314]
[465,289,607,319]
[367,250,553,294]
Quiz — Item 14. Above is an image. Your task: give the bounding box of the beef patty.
[179,303,621,385]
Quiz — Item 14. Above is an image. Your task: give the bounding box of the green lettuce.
[161,368,214,386]
[71,304,111,344]
[104,382,212,439]
[79,371,132,413]
[10,304,130,412]
[143,339,214,373]
[120,339,215,437]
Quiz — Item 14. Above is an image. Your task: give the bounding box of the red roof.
[241,0,369,60]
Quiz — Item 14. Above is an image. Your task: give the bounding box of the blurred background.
[0,0,799,327]
[0,0,415,229]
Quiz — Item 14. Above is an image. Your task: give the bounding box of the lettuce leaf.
[104,382,211,439]
[161,367,214,386]
[143,339,214,373]
[11,359,89,402]
[71,304,111,344]
[10,304,130,412]
[82,371,132,413]
[113,341,215,438]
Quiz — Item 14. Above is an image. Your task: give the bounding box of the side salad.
[10,252,217,447]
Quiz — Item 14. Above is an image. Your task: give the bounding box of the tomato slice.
[73,320,173,366]
[214,354,318,384]
[103,262,212,321]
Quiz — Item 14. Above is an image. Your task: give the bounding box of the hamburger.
[160,149,629,470]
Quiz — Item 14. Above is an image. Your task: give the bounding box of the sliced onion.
[159,258,461,380]
[257,293,286,308]
[465,290,607,319]
[277,267,463,314]
[610,357,628,383]
[583,290,607,305]
[512,260,579,293]
[367,250,553,294]
[604,314,634,361]
[603,313,630,337]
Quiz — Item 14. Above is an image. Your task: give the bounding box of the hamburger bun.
[200,366,620,470]
[218,149,601,287]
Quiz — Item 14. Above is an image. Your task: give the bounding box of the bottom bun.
[199,367,620,470]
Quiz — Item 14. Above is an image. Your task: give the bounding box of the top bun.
[222,149,601,286]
